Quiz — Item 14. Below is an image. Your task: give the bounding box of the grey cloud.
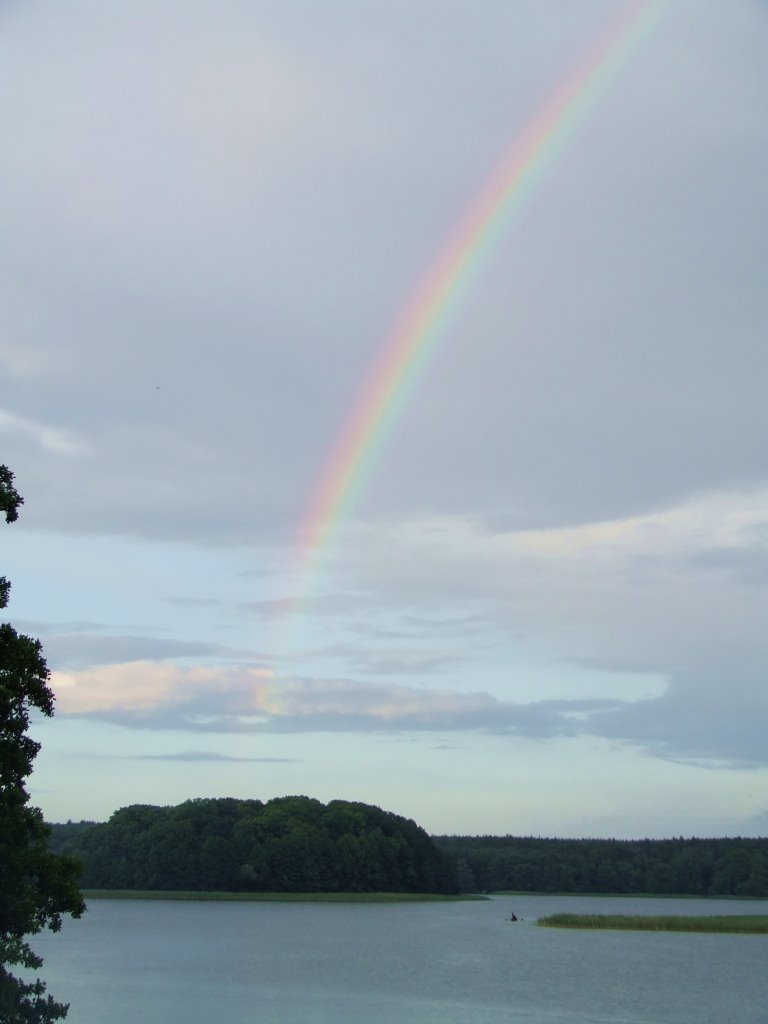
[236,567,284,580]
[676,548,768,588]
[162,597,227,609]
[1,2,766,546]
[591,663,768,769]
[397,614,492,636]
[40,633,252,669]
[235,598,301,618]
[351,655,458,677]
[304,641,461,677]
[129,751,299,764]
[15,619,137,636]
[235,593,372,619]
[82,705,606,736]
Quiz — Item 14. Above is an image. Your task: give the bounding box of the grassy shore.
[537,913,768,934]
[81,889,484,903]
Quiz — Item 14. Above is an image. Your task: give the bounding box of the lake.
[31,894,767,1023]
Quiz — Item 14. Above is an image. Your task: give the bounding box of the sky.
[1,0,767,838]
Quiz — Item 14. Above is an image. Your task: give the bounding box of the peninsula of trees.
[49,796,459,894]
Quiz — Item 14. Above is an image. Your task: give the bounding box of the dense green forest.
[49,799,768,898]
[49,797,458,894]
[433,835,768,897]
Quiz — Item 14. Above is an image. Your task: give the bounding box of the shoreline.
[81,889,486,903]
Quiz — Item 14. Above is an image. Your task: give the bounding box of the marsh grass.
[537,913,768,934]
[81,889,483,903]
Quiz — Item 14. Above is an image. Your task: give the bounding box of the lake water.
[30,894,767,1023]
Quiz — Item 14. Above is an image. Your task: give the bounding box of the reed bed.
[537,913,768,934]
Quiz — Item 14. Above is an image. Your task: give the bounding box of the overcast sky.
[2,0,767,837]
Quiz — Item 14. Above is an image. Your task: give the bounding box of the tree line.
[433,835,768,896]
[51,802,768,898]
[49,796,459,894]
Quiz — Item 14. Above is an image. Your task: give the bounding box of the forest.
[433,835,768,896]
[48,796,459,894]
[49,798,768,897]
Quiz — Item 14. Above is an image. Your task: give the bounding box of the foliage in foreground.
[1,466,85,1021]
[50,796,459,895]
[537,913,768,934]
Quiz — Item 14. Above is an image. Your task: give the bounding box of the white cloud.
[0,408,89,456]
[53,661,273,716]
[51,658,631,737]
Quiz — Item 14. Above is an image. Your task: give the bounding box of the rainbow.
[284,0,664,628]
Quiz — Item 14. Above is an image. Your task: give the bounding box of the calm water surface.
[31,894,767,1023]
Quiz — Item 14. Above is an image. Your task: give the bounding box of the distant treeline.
[48,796,458,894]
[50,802,768,897]
[433,835,768,897]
